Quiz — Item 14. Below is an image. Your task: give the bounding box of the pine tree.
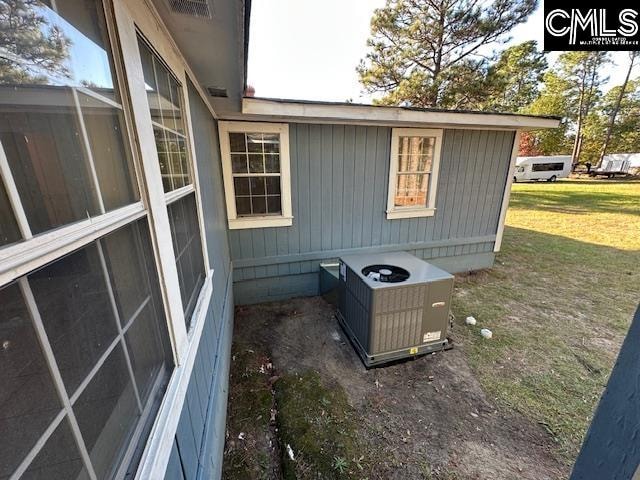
[357,0,537,108]
[0,0,71,84]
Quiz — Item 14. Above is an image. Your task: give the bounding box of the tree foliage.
[482,41,547,112]
[357,0,537,109]
[0,0,71,84]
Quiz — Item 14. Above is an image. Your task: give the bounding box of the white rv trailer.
[514,155,572,183]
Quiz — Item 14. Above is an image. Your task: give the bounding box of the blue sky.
[247,1,638,103]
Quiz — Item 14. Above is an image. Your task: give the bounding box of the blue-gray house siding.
[163,82,234,479]
[230,124,516,304]
[570,305,640,480]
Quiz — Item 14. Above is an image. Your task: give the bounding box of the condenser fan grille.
[362,264,410,283]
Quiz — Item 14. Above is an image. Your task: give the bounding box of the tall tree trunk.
[598,52,637,166]
[571,92,585,170]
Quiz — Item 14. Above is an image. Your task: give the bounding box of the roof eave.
[240,97,561,130]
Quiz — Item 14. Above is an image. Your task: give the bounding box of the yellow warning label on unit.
[409,347,418,355]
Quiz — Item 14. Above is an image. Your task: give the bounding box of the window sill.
[228,216,293,230]
[386,208,436,220]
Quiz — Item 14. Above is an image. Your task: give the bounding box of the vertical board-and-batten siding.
[163,82,234,479]
[230,125,514,283]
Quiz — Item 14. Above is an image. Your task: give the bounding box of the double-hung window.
[137,37,205,328]
[0,0,209,479]
[386,128,443,219]
[218,122,293,229]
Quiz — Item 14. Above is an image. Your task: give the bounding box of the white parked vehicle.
[591,153,636,177]
[514,155,572,183]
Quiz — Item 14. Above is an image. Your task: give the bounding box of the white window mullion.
[113,1,188,363]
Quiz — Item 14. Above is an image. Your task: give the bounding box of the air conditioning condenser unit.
[337,251,454,367]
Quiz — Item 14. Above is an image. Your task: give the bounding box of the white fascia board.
[241,98,560,130]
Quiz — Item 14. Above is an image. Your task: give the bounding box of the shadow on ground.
[223,296,567,480]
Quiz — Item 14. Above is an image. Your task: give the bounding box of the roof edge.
[240,97,561,129]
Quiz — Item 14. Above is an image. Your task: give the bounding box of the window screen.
[1,219,172,479]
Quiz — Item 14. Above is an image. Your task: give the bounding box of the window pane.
[234,178,250,196]
[22,417,84,480]
[153,127,172,191]
[248,153,264,173]
[265,177,281,195]
[231,153,248,173]
[168,193,205,326]
[1,108,101,234]
[79,93,138,211]
[73,345,138,480]
[168,131,184,190]
[0,180,21,247]
[29,245,119,394]
[250,177,266,196]
[263,134,280,154]
[235,196,251,216]
[251,196,267,215]
[229,132,246,152]
[267,196,282,214]
[246,133,263,153]
[394,173,429,207]
[0,0,139,236]
[137,37,191,192]
[0,283,62,478]
[124,302,168,404]
[265,154,280,173]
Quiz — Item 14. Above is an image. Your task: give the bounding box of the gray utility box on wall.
[337,251,454,367]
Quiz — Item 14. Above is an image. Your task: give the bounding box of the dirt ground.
[224,295,568,480]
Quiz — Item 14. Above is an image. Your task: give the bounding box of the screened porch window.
[386,128,443,219]
[219,122,293,229]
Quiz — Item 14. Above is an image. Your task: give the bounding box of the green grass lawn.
[452,179,640,463]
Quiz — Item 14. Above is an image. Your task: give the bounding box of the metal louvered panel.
[372,286,426,352]
[168,0,212,18]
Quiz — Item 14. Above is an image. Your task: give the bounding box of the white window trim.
[218,121,293,229]
[494,130,520,252]
[114,0,213,366]
[386,127,443,220]
[113,1,222,478]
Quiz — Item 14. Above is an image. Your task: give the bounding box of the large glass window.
[0,2,177,479]
[0,220,172,479]
[137,37,190,193]
[386,128,443,219]
[137,36,205,329]
[0,0,138,240]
